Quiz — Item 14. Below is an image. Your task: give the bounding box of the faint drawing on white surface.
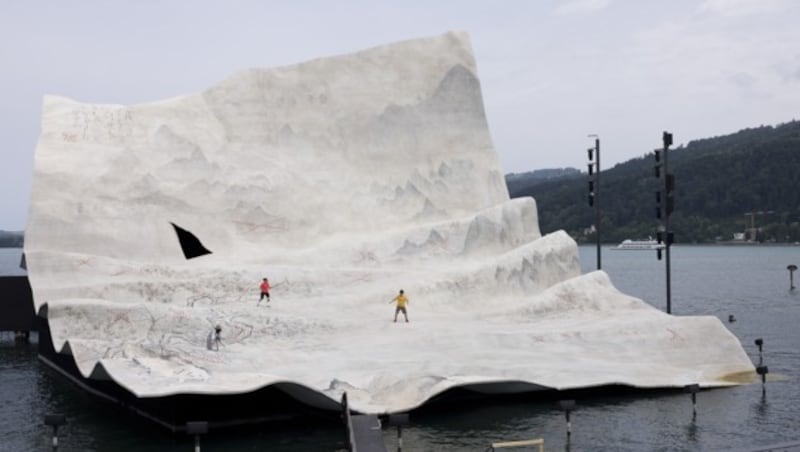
[25,31,754,417]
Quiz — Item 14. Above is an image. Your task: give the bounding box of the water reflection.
[755,392,769,418]
[685,417,699,443]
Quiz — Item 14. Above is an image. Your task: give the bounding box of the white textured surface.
[25,32,754,414]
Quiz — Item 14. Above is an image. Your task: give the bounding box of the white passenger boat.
[613,238,665,250]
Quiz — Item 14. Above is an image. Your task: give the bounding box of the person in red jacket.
[258,277,271,305]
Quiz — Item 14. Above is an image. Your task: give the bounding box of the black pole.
[398,424,403,452]
[595,138,601,271]
[558,400,576,441]
[757,364,769,395]
[386,413,409,452]
[663,132,672,314]
[185,422,208,452]
[52,425,59,452]
[685,384,699,417]
[44,415,66,452]
[755,338,763,365]
[587,135,601,270]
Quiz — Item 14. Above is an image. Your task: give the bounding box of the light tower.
[654,131,674,313]
[587,134,601,270]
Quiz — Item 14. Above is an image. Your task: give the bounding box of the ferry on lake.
[613,238,665,250]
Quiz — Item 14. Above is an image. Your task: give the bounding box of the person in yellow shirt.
[390,289,409,323]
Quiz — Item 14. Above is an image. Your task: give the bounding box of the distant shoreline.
[0,230,24,248]
[579,241,800,247]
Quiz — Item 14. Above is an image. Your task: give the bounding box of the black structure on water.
[0,276,35,336]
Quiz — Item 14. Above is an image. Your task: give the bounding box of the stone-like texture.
[25,32,754,414]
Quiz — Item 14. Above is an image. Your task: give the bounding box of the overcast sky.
[1,0,798,230]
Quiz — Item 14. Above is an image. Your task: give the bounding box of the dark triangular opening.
[170,222,212,259]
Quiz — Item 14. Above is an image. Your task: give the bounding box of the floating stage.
[25,31,755,430]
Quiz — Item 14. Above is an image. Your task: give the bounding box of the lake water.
[2,245,799,451]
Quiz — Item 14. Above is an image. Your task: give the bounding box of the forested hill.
[505,167,581,194]
[507,120,800,243]
[0,230,24,247]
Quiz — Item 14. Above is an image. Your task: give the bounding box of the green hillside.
[0,230,24,247]
[508,120,800,243]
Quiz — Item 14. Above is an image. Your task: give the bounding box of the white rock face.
[25,32,754,414]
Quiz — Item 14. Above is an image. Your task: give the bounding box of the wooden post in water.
[788,264,797,290]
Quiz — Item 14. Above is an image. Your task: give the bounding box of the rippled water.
[2,245,799,451]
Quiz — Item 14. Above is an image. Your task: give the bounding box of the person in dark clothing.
[207,325,223,351]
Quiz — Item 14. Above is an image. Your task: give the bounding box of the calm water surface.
[1,246,799,451]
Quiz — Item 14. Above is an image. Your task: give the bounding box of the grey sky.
[2,0,798,230]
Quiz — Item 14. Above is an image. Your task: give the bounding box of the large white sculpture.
[25,32,754,415]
